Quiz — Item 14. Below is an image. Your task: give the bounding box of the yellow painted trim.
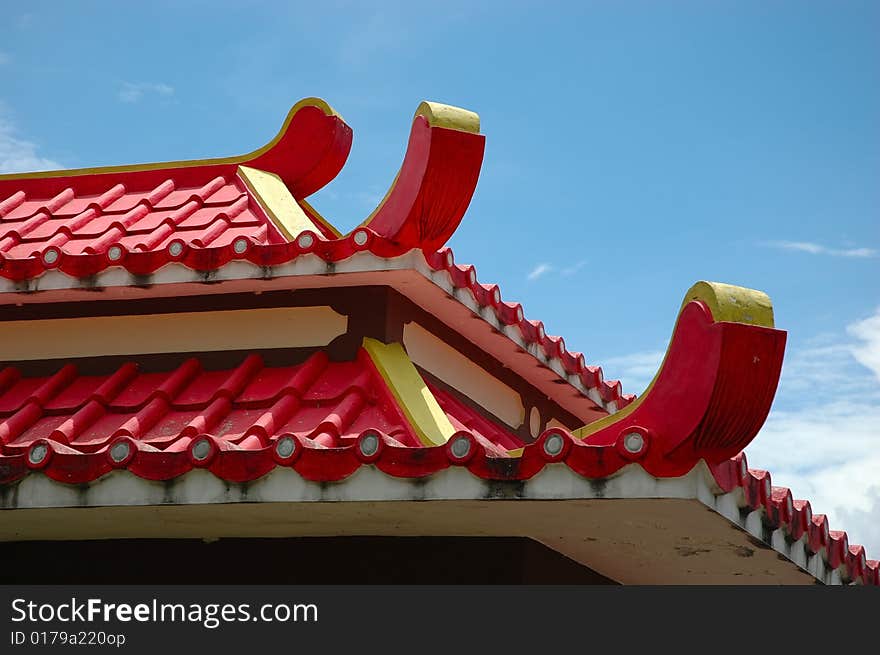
[507,447,525,458]
[362,337,456,447]
[237,165,334,240]
[414,101,481,134]
[681,281,774,328]
[572,280,775,440]
[0,97,341,181]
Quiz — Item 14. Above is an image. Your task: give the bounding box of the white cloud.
[0,106,61,173]
[118,82,175,104]
[600,350,664,395]
[526,263,554,281]
[837,487,880,560]
[847,308,880,382]
[747,307,880,557]
[763,240,877,258]
[603,308,880,557]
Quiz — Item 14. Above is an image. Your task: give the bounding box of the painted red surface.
[0,176,286,272]
[577,299,786,473]
[0,105,484,277]
[361,114,485,251]
[0,103,350,280]
[0,348,535,485]
[0,300,781,486]
[0,342,874,584]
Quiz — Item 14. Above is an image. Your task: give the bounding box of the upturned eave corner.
[570,280,787,479]
[355,100,486,252]
[0,97,352,201]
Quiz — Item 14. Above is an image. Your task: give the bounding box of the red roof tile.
[0,98,350,278]
[713,454,879,586]
[0,175,281,265]
[0,351,874,584]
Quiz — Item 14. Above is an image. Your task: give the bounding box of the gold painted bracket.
[362,337,456,447]
[237,165,340,239]
[238,166,316,240]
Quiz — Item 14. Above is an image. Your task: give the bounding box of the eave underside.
[0,464,832,585]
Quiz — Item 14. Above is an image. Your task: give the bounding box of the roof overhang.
[0,461,840,585]
[0,250,619,423]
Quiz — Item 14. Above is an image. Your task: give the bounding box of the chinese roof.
[0,98,875,586]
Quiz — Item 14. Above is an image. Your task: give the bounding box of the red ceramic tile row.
[0,97,350,279]
[0,351,426,455]
[710,454,878,586]
[0,175,289,270]
[0,353,872,584]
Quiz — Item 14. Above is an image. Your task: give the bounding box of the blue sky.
[2,2,878,555]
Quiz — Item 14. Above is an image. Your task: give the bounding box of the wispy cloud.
[0,104,62,173]
[527,260,587,281]
[763,240,877,258]
[527,263,554,281]
[118,82,175,104]
[0,52,9,66]
[561,260,587,276]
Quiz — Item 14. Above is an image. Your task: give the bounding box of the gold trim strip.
[0,98,340,182]
[362,337,456,447]
[237,165,330,240]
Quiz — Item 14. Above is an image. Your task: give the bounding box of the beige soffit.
[402,322,525,429]
[0,306,347,361]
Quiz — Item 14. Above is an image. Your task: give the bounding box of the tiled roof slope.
[0,98,482,281]
[0,175,282,262]
[0,350,525,487]
[0,351,875,585]
[0,98,350,280]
